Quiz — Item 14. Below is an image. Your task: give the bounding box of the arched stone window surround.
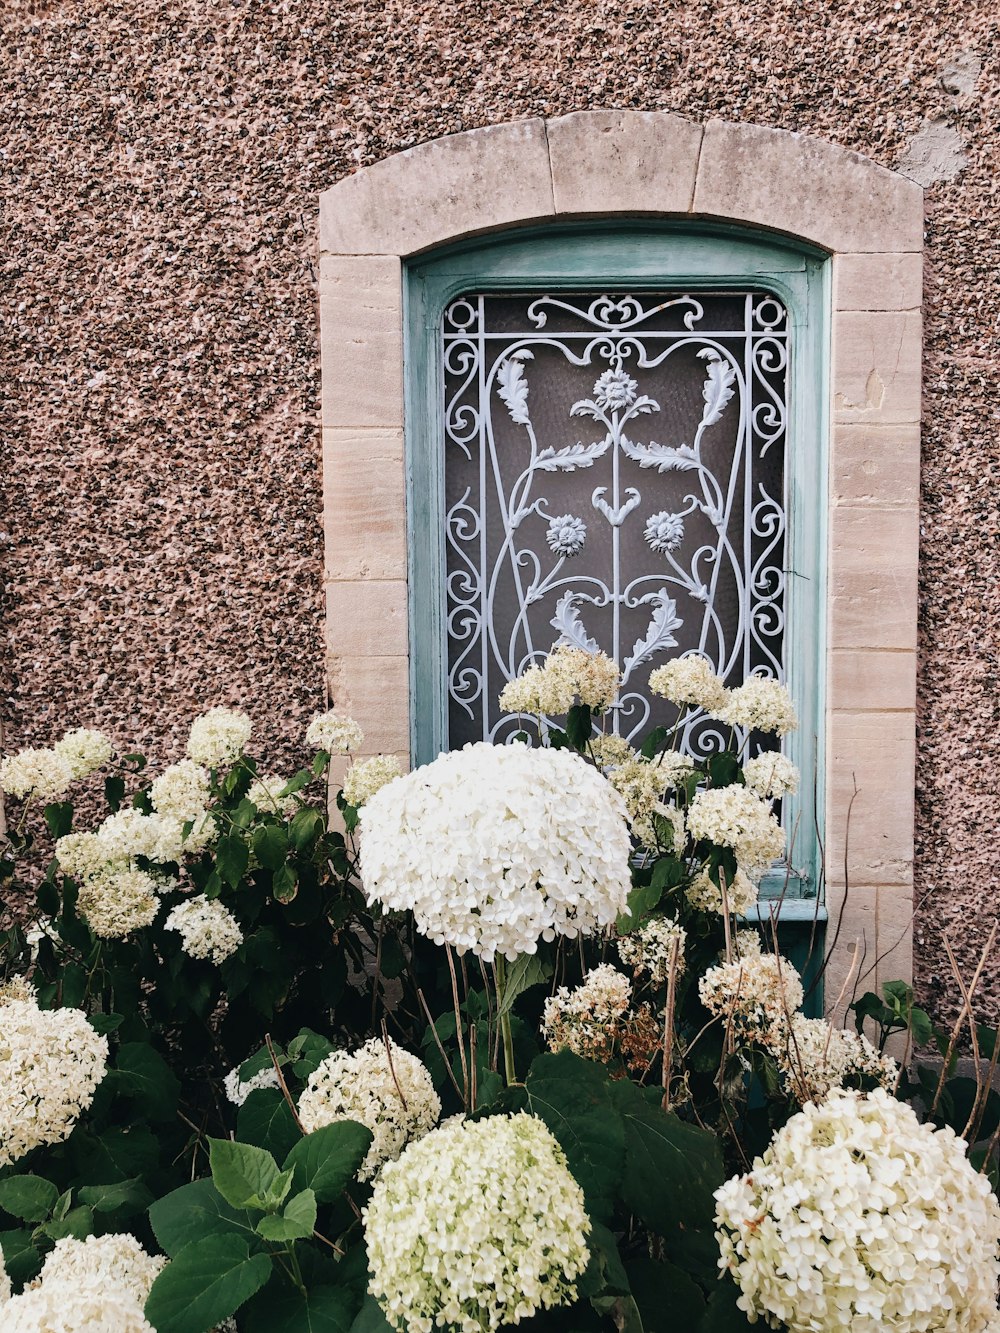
[318,112,922,1012]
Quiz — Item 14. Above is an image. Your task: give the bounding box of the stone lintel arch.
[319,111,923,1011]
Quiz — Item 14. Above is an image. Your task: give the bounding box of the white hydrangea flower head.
[4,1280,155,1332]
[686,866,759,917]
[733,928,764,958]
[587,733,635,769]
[305,710,364,754]
[542,964,634,1062]
[55,831,115,885]
[545,513,587,558]
[0,748,74,802]
[498,645,621,717]
[365,1112,591,1333]
[246,772,296,818]
[721,674,798,737]
[699,951,804,1043]
[359,742,632,962]
[343,755,402,809]
[617,917,687,985]
[771,1014,899,1105]
[38,1234,165,1308]
[94,807,166,863]
[0,994,109,1167]
[742,751,799,799]
[186,706,252,768]
[715,1088,1000,1333]
[0,975,34,1006]
[164,895,243,964]
[0,1243,9,1303]
[609,753,693,848]
[648,656,728,713]
[149,759,212,823]
[224,1062,280,1107]
[298,1038,441,1182]
[686,785,785,878]
[77,868,160,939]
[644,509,685,554]
[52,729,114,780]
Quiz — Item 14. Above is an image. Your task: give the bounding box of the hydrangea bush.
[0,667,996,1333]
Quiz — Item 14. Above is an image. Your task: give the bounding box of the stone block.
[832,310,922,425]
[829,506,919,651]
[322,429,406,580]
[326,654,410,756]
[320,120,554,256]
[694,120,924,255]
[826,711,916,888]
[828,649,917,714]
[830,423,920,507]
[546,110,703,216]
[326,580,408,659]
[876,885,915,990]
[834,251,923,312]
[320,256,404,429]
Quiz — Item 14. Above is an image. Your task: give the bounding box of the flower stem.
[494,955,517,1086]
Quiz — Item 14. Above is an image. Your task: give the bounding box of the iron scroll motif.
[442,291,789,758]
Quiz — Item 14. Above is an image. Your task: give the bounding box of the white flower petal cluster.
[56,804,217,895]
[686,785,785,878]
[648,656,728,712]
[699,951,804,1042]
[742,751,799,799]
[721,675,798,736]
[770,1014,898,1105]
[0,993,108,1167]
[298,1038,441,1182]
[3,1283,155,1332]
[0,748,74,802]
[36,1234,165,1308]
[359,743,632,961]
[77,867,160,939]
[587,733,635,769]
[617,917,687,985]
[224,1062,280,1107]
[186,706,252,768]
[149,759,212,823]
[305,710,364,754]
[53,729,114,780]
[365,1112,591,1333]
[343,755,402,809]
[542,964,633,1062]
[246,772,296,818]
[0,1244,9,1303]
[546,513,588,557]
[715,1089,1000,1333]
[609,753,693,848]
[686,866,759,917]
[164,895,243,964]
[498,645,621,716]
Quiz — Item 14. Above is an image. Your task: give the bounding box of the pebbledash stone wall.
[2,0,998,1021]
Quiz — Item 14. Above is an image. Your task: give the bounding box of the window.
[406,224,827,908]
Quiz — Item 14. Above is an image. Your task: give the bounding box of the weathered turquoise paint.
[404,221,829,996]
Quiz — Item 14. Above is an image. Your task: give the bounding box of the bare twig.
[265,1033,305,1135]
[661,937,681,1112]
[446,944,470,1111]
[930,923,998,1121]
[380,1020,408,1112]
[416,987,464,1102]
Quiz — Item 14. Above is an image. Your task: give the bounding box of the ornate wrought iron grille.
[442,290,789,758]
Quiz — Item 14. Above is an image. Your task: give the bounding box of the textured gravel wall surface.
[1,0,997,1018]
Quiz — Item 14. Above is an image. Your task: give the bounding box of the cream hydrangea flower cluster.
[298,1038,441,1182]
[617,917,687,985]
[721,675,798,736]
[343,755,402,809]
[742,751,799,799]
[686,786,785,878]
[365,1112,591,1333]
[542,963,633,1062]
[587,733,635,769]
[223,1062,281,1107]
[4,1233,164,1331]
[498,645,620,716]
[52,729,114,780]
[305,710,364,753]
[686,866,759,916]
[246,772,296,818]
[186,706,252,768]
[609,753,693,849]
[773,1014,898,1105]
[699,951,804,1043]
[164,895,243,964]
[0,992,108,1166]
[359,743,632,962]
[648,656,728,712]
[715,1089,1000,1333]
[149,759,212,823]
[77,867,160,940]
[0,747,75,802]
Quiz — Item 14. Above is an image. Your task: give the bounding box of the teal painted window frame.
[404,220,830,918]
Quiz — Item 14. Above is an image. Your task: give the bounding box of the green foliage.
[144,1234,272,1333]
